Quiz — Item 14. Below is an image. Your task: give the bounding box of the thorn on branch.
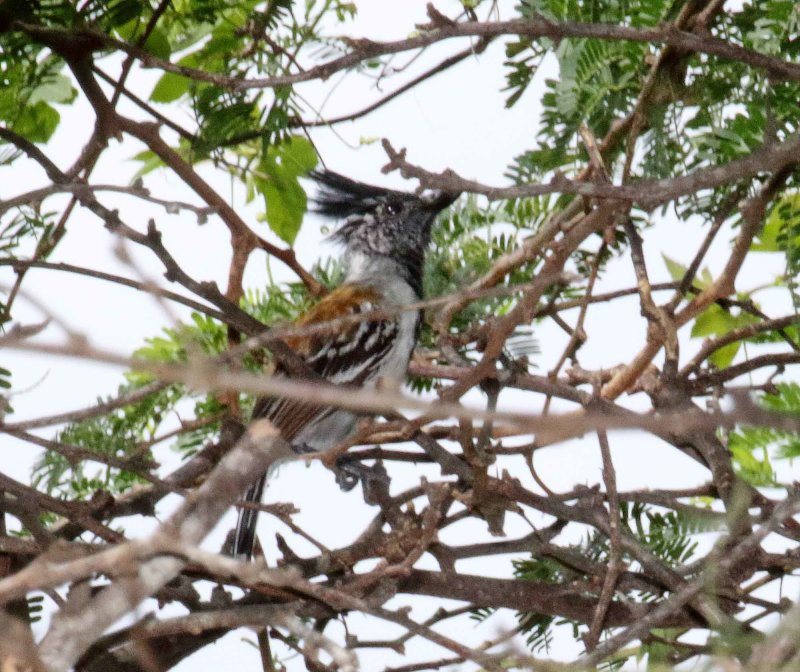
[200,280,222,296]
[7,321,50,340]
[146,218,161,242]
[102,208,122,232]
[340,36,380,52]
[381,139,407,174]
[423,4,457,29]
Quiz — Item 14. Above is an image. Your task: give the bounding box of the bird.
[232,169,458,558]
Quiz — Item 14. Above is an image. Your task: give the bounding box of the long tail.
[233,474,267,558]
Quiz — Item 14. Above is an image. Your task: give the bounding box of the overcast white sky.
[2,0,797,669]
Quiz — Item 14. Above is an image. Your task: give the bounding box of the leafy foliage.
[32,278,316,494]
[0,207,57,261]
[0,364,10,386]
[248,135,319,245]
[421,196,545,359]
[621,502,707,568]
[0,45,73,144]
[662,254,762,369]
[32,383,183,500]
[511,554,565,653]
[728,383,800,485]
[753,193,800,310]
[506,0,660,182]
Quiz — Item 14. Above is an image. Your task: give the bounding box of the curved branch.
[397,569,699,628]
[13,14,800,91]
[681,315,800,376]
[0,259,228,321]
[381,133,800,210]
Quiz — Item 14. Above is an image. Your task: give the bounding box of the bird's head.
[310,169,458,295]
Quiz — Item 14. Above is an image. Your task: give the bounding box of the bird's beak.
[423,190,460,213]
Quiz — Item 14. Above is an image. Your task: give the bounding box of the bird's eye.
[385,202,401,215]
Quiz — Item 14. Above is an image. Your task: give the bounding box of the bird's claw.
[333,456,389,492]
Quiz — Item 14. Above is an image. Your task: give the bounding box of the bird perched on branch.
[233,169,458,558]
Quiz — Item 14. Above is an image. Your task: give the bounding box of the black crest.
[310,169,411,218]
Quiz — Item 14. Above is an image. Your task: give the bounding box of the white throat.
[344,251,417,303]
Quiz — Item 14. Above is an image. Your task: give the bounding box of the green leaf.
[645,629,686,668]
[130,149,166,179]
[690,303,759,368]
[697,267,714,289]
[727,384,800,465]
[752,213,783,252]
[197,101,257,148]
[729,431,777,486]
[104,0,146,27]
[11,101,60,143]
[753,193,800,252]
[661,254,712,290]
[149,48,214,104]
[691,304,735,338]
[28,74,77,105]
[253,136,318,245]
[150,72,191,103]
[130,138,195,179]
[275,134,317,177]
[259,178,307,245]
[142,27,171,59]
[708,341,740,369]
[661,253,687,283]
[116,19,171,59]
[0,366,11,390]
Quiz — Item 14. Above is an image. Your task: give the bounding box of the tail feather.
[233,474,267,558]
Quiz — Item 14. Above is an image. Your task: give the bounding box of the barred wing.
[251,284,399,441]
[234,286,400,557]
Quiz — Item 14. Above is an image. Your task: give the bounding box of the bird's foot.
[291,442,318,456]
[333,456,389,493]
